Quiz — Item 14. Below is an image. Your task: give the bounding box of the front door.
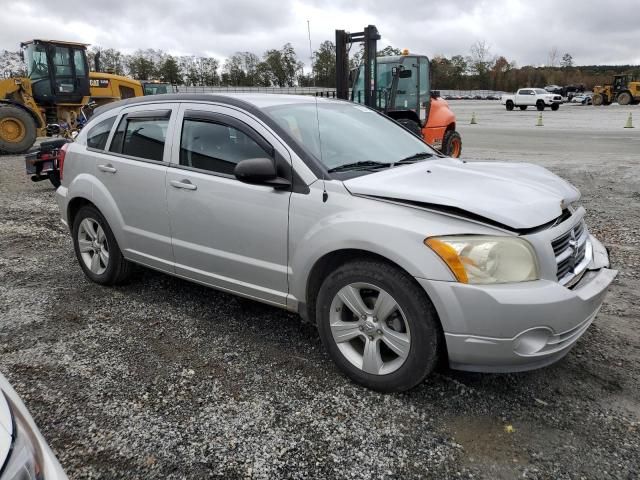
[166,104,291,306]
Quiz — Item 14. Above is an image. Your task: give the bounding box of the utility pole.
[307,20,315,87]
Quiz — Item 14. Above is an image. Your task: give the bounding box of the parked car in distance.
[0,372,68,479]
[571,94,593,105]
[56,94,617,392]
[502,88,563,111]
[544,85,563,95]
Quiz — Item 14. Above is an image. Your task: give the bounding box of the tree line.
[1,40,637,91]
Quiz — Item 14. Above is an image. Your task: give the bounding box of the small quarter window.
[110,114,169,162]
[86,116,116,150]
[180,119,269,175]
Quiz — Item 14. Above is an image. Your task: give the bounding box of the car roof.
[92,93,343,117]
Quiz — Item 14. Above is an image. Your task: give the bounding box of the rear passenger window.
[86,116,116,150]
[180,119,269,175]
[109,114,169,162]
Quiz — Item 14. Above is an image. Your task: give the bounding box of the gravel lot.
[1,100,639,479]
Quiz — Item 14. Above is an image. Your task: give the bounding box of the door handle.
[170,179,197,190]
[98,164,117,173]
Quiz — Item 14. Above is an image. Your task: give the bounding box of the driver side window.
[179,119,270,176]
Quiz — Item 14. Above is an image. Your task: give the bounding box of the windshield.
[352,62,397,107]
[534,89,547,94]
[143,83,171,95]
[264,101,436,173]
[25,43,49,80]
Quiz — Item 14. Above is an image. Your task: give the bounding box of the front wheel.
[0,104,37,154]
[72,205,133,285]
[316,260,442,392]
[551,103,560,111]
[506,101,514,111]
[442,130,462,158]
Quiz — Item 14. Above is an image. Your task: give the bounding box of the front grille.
[552,220,589,285]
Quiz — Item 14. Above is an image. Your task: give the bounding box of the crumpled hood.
[343,158,580,229]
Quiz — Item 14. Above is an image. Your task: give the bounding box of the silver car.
[0,372,68,479]
[56,94,616,392]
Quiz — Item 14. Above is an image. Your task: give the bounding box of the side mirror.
[399,69,412,79]
[234,157,290,189]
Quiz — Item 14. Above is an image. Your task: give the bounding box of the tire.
[441,130,462,158]
[506,101,514,111]
[72,205,133,285]
[617,92,632,106]
[519,105,527,111]
[48,171,61,189]
[396,118,422,137]
[536,101,545,111]
[0,104,37,154]
[592,94,604,106]
[315,259,442,392]
[551,103,560,111]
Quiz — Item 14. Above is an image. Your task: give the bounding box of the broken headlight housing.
[425,236,539,284]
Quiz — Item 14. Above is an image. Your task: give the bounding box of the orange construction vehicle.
[336,25,461,157]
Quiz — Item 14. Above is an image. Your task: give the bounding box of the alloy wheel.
[329,283,411,375]
[77,218,109,275]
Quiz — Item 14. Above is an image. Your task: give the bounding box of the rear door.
[166,103,291,306]
[97,103,178,271]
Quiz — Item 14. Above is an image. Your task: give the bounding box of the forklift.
[335,25,461,157]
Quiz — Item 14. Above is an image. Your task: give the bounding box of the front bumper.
[417,240,617,373]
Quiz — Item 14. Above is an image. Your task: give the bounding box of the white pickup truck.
[501,88,563,111]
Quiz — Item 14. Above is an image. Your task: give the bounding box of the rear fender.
[67,174,127,250]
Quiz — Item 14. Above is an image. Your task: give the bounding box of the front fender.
[287,184,501,304]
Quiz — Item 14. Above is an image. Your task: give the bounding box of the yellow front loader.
[0,40,167,154]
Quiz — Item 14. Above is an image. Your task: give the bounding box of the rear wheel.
[396,118,422,137]
[519,105,527,110]
[442,130,462,158]
[316,259,442,392]
[0,105,37,154]
[506,101,514,111]
[536,101,545,111]
[617,92,632,106]
[72,205,133,285]
[48,171,61,188]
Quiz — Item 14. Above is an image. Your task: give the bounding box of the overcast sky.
[2,0,639,67]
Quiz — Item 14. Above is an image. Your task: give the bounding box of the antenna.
[313,95,328,203]
[307,20,315,87]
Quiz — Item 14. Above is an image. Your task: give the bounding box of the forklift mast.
[335,25,380,106]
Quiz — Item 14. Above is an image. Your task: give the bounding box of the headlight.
[2,396,44,480]
[425,236,539,284]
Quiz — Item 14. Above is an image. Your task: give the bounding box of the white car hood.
[343,158,580,230]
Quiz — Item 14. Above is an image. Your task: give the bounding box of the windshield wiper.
[327,161,390,173]
[392,152,434,166]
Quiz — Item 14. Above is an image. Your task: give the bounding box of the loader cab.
[21,40,90,106]
[141,82,175,96]
[352,53,431,125]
